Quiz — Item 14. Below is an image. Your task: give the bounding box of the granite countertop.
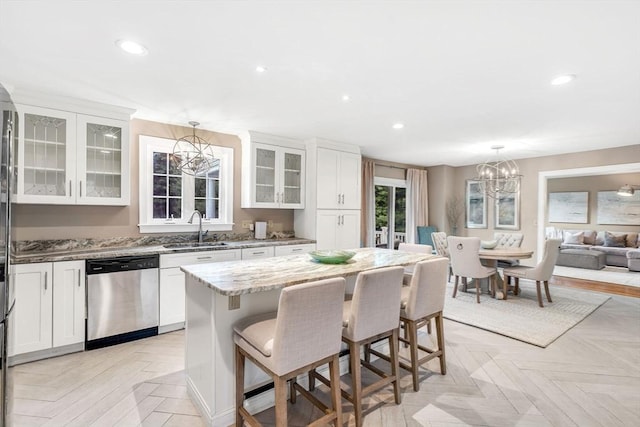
[12,238,315,264]
[181,247,439,296]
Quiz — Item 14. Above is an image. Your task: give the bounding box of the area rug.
[443,281,610,347]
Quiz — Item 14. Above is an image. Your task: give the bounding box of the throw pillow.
[604,232,626,248]
[563,231,584,245]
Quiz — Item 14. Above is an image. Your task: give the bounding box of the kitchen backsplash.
[14,230,296,255]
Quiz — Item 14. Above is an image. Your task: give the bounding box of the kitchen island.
[181,247,436,426]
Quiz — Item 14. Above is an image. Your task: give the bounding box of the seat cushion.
[233,312,277,357]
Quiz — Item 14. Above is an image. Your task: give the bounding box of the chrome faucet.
[188,210,204,243]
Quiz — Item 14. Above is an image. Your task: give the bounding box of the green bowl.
[309,250,356,264]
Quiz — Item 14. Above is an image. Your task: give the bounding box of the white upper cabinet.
[12,92,134,205]
[316,148,361,210]
[241,132,305,209]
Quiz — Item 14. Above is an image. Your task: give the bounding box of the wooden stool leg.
[474,278,480,303]
[514,277,520,295]
[308,369,316,391]
[390,329,401,403]
[289,376,297,404]
[350,341,363,427]
[235,346,245,427]
[274,376,288,427]
[435,313,446,375]
[544,280,552,303]
[536,281,544,307]
[426,319,432,334]
[408,320,420,392]
[328,355,343,427]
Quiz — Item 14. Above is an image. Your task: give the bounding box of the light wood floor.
[8,282,640,426]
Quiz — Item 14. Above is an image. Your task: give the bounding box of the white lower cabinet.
[52,260,85,347]
[159,249,241,332]
[316,210,361,250]
[11,260,85,358]
[241,246,275,260]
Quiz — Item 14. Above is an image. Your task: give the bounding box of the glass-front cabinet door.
[76,114,130,205]
[254,145,277,204]
[15,105,76,204]
[250,143,304,208]
[282,150,303,207]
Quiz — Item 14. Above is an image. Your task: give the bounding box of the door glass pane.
[375,185,391,247]
[395,187,406,238]
[255,148,275,203]
[85,123,122,198]
[24,113,67,196]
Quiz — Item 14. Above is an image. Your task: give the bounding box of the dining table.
[479,247,534,299]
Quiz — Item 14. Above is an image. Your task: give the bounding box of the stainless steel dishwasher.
[85,255,159,350]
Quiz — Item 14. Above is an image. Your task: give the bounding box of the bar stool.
[309,266,404,427]
[368,257,449,391]
[234,277,346,427]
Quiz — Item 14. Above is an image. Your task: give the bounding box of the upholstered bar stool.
[448,236,497,303]
[309,266,404,427]
[368,257,449,392]
[397,242,433,282]
[234,277,346,427]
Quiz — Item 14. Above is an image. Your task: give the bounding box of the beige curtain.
[361,159,376,247]
[406,168,429,244]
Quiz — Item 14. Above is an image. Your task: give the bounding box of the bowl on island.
[309,250,356,264]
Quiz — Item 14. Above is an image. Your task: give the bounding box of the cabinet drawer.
[274,244,316,257]
[160,249,241,269]
[241,247,275,260]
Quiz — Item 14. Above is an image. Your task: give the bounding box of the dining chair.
[494,232,524,268]
[366,257,449,392]
[503,238,562,307]
[447,236,497,303]
[309,266,404,427]
[431,232,453,282]
[234,277,346,427]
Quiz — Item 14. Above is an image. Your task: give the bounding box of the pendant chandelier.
[171,121,217,176]
[475,145,521,199]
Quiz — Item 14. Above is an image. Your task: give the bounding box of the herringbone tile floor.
[7,291,640,426]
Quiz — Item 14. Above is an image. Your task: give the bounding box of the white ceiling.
[1,1,639,167]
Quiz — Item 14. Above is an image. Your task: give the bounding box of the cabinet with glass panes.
[241,132,305,209]
[12,95,134,205]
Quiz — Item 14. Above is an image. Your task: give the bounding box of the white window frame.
[138,135,234,233]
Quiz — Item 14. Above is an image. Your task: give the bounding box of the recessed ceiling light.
[342,95,350,102]
[551,74,576,85]
[392,123,404,130]
[256,66,267,73]
[115,39,148,56]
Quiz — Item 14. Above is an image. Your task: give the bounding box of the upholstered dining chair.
[366,257,449,392]
[447,236,497,303]
[309,266,404,427]
[503,238,562,307]
[494,232,524,267]
[431,232,453,281]
[234,277,346,427]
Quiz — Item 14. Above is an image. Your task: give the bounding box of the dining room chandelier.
[475,145,522,199]
[171,121,217,176]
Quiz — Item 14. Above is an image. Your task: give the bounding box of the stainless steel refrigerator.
[0,83,16,425]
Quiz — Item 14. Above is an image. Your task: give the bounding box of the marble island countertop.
[13,237,315,264]
[181,247,438,296]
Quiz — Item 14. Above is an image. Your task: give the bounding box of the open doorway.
[374,177,406,248]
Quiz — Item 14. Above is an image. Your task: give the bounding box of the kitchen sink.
[163,242,228,249]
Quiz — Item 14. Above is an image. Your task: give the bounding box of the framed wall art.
[495,190,520,230]
[465,180,487,229]
[548,191,589,223]
[597,190,640,225]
